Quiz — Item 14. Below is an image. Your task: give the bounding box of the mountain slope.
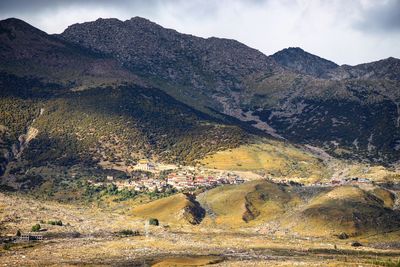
[0,74,251,179]
[1,16,400,186]
[271,47,339,77]
[327,57,400,80]
[0,18,257,185]
[0,18,138,88]
[60,17,279,112]
[60,17,400,163]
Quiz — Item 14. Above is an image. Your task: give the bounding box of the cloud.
[354,0,400,34]
[0,0,399,65]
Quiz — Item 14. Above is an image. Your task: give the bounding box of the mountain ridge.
[0,16,399,177]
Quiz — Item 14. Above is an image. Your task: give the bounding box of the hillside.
[291,186,400,236]
[196,180,400,237]
[0,17,352,193]
[132,193,205,225]
[60,17,279,113]
[0,75,253,190]
[60,17,400,163]
[200,142,328,183]
[0,18,138,89]
[0,17,400,193]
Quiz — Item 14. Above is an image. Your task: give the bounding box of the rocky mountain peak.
[60,16,278,110]
[271,47,339,77]
[0,17,47,39]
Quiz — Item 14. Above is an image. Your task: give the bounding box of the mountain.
[327,57,400,80]
[60,17,400,163]
[60,17,279,112]
[271,47,339,77]
[1,16,400,191]
[0,18,268,189]
[0,18,139,89]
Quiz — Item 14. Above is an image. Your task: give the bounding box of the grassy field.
[1,189,400,266]
[200,141,329,183]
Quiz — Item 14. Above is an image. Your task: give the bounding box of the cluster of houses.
[89,166,246,192]
[165,172,245,190]
[91,159,244,192]
[94,159,374,193]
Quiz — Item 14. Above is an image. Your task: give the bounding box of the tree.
[31,224,41,232]
[16,230,21,237]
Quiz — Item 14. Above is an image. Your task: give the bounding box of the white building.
[135,159,155,171]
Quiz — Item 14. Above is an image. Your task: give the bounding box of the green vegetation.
[371,259,400,267]
[47,220,63,226]
[117,229,139,236]
[0,73,251,192]
[31,224,41,232]
[2,243,12,250]
[149,218,159,226]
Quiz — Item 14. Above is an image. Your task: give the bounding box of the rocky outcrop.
[180,193,206,225]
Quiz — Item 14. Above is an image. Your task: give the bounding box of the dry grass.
[1,191,400,266]
[131,193,192,225]
[200,141,328,183]
[288,186,400,237]
[152,256,223,266]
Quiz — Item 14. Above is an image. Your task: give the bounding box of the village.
[89,159,379,193]
[89,159,246,192]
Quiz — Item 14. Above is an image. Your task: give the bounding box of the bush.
[351,241,363,247]
[31,224,41,232]
[337,232,349,239]
[118,229,139,236]
[2,243,12,250]
[16,230,21,237]
[48,220,63,226]
[148,218,159,226]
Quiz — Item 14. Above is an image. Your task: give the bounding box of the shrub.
[2,243,12,250]
[16,230,21,237]
[351,241,363,247]
[118,229,139,236]
[337,232,349,239]
[48,220,63,226]
[31,224,41,232]
[149,218,159,226]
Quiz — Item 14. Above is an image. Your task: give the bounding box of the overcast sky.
[0,0,399,65]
